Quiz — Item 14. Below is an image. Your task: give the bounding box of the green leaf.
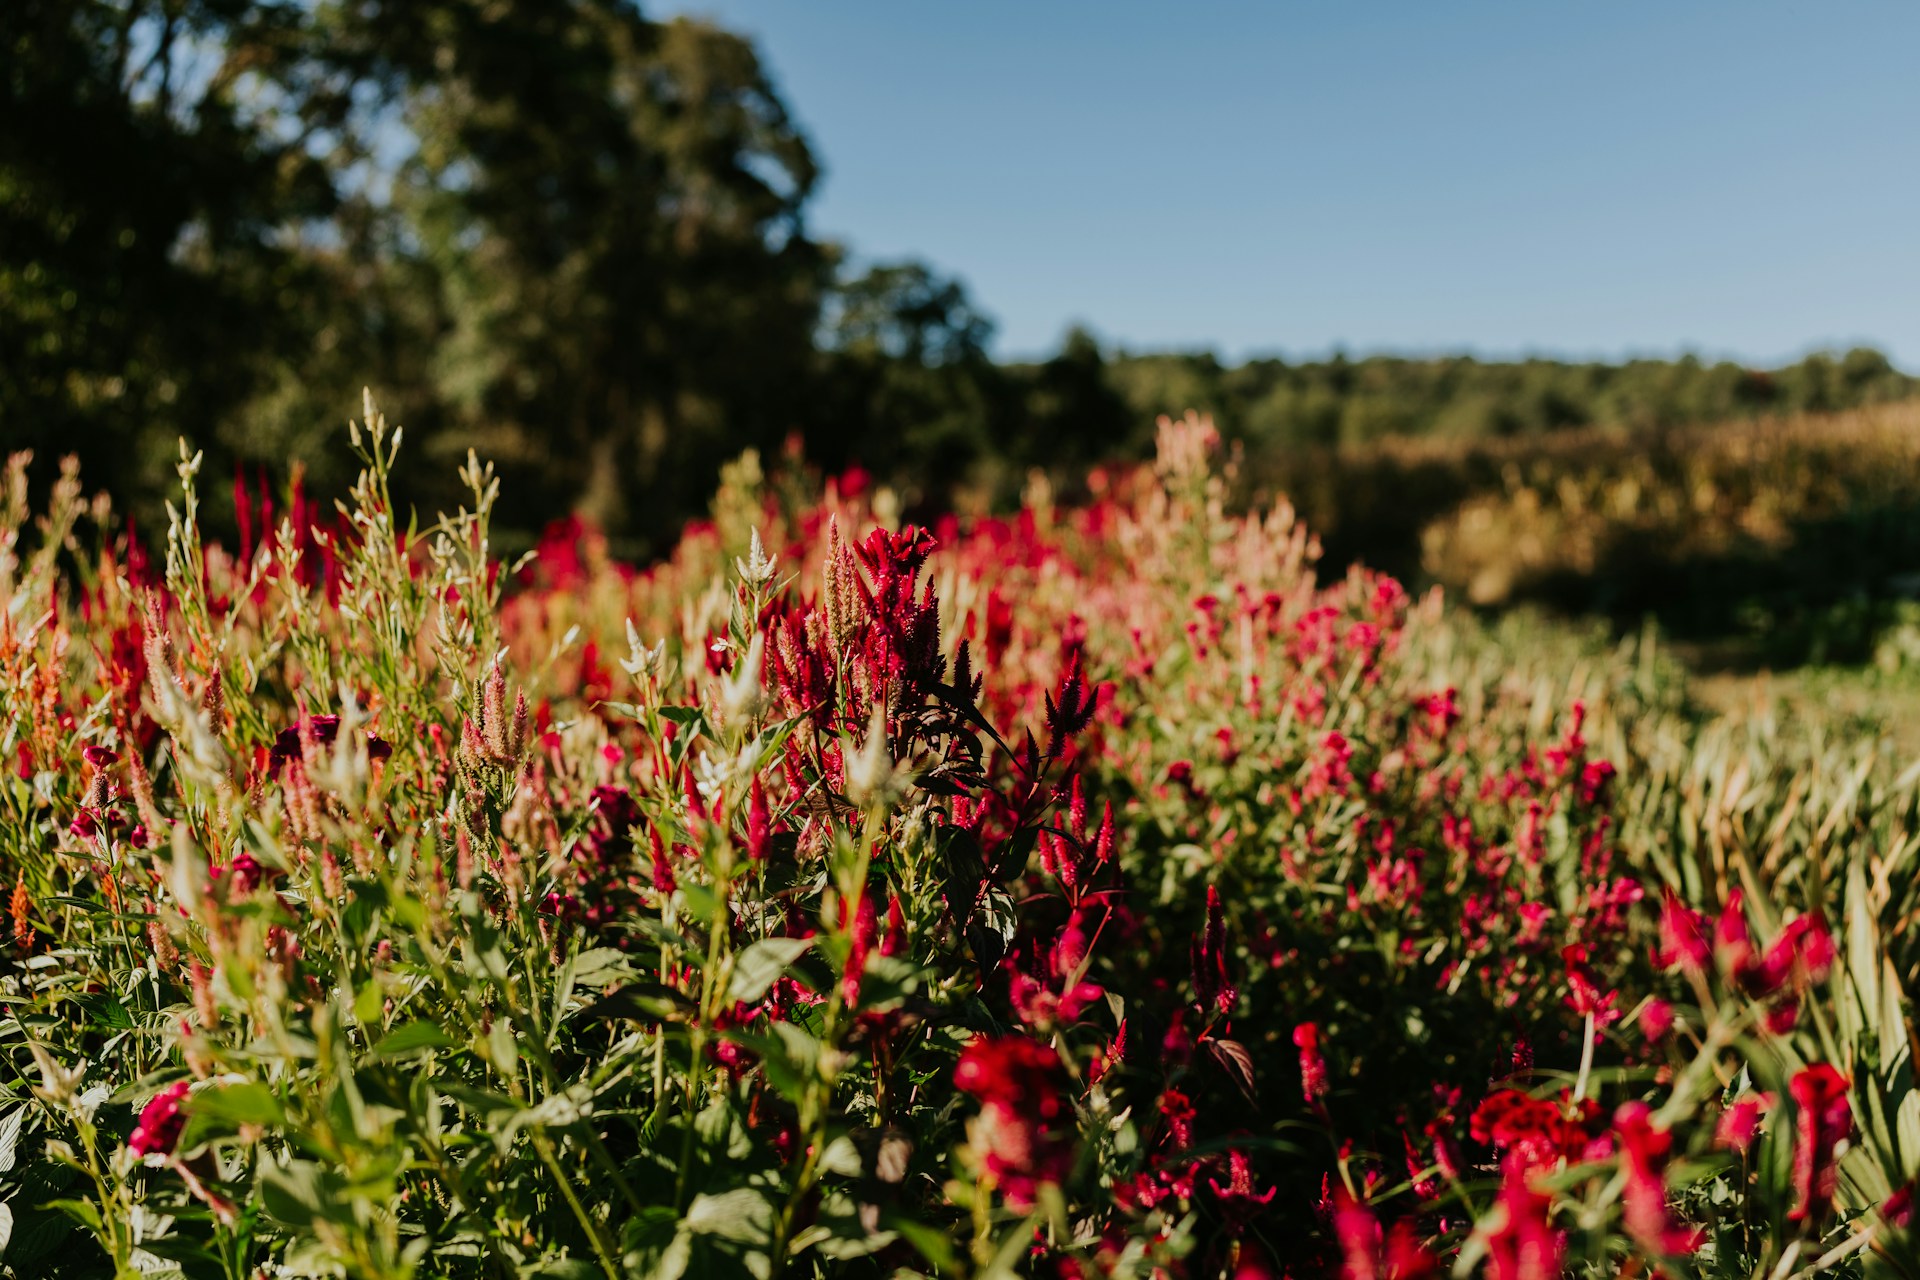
[485,1018,518,1074]
[726,937,812,1005]
[370,1021,458,1059]
[44,1198,103,1234]
[435,1080,523,1118]
[684,1187,773,1245]
[0,1106,23,1174]
[259,1161,332,1228]
[354,979,384,1029]
[884,1212,957,1274]
[571,947,633,989]
[188,1082,284,1128]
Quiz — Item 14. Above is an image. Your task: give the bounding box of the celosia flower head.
[1485,1156,1563,1280]
[953,1035,1074,1207]
[268,715,392,773]
[1612,1102,1703,1256]
[1788,1064,1851,1223]
[129,1081,191,1158]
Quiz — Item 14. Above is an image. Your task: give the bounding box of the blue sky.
[663,2,1918,367]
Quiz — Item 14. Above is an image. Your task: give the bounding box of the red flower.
[1334,1189,1437,1280]
[1191,884,1235,1016]
[1753,915,1835,995]
[744,777,773,862]
[212,852,272,897]
[269,715,391,772]
[1788,1064,1852,1223]
[1715,890,1754,978]
[1561,944,1618,1027]
[1470,1089,1603,1168]
[1885,1183,1915,1229]
[1613,1102,1703,1256]
[1208,1149,1278,1212]
[954,1035,1075,1207]
[1654,891,1710,974]
[1158,1088,1196,1148]
[1485,1155,1563,1280]
[1294,1022,1329,1113]
[129,1081,191,1158]
[1639,998,1675,1043]
[1715,1092,1774,1155]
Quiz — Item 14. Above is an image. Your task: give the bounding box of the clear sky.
[662,2,1918,368]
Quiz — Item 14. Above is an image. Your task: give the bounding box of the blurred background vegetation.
[6,0,1920,677]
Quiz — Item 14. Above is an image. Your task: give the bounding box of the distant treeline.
[4,1,1912,556]
[1098,346,1913,448]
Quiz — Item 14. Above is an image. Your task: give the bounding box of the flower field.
[3,398,1920,1279]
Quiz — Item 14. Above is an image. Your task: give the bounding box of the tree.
[0,0,337,513]
[303,1,830,549]
[809,259,1010,504]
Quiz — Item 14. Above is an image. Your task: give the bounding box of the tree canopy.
[3,1,1912,552]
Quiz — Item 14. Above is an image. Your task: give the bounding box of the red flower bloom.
[1191,884,1235,1016]
[1639,998,1675,1043]
[269,715,391,772]
[1654,891,1710,974]
[1613,1102,1703,1256]
[1715,1092,1774,1155]
[1294,1022,1329,1113]
[212,852,272,896]
[1334,1189,1437,1280]
[1561,944,1618,1027]
[954,1035,1075,1208]
[1885,1183,1915,1229]
[1486,1155,1563,1280]
[129,1081,191,1158]
[1788,1064,1852,1224]
[1471,1089,1603,1168]
[1158,1088,1196,1148]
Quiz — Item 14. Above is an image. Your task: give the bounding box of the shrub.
[0,401,1917,1278]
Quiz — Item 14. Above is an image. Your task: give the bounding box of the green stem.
[532,1130,623,1280]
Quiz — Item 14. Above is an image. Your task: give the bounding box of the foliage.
[1392,400,1920,666]
[3,402,1920,1278]
[1106,348,1915,452]
[5,4,1913,559]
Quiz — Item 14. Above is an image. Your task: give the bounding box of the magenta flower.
[269,715,392,772]
[953,1035,1074,1207]
[1294,1023,1329,1114]
[129,1081,191,1158]
[1613,1102,1703,1256]
[1788,1064,1852,1223]
[1716,1092,1774,1155]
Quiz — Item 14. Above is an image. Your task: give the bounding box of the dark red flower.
[1333,1190,1435,1280]
[1654,891,1710,974]
[1788,1064,1851,1223]
[1486,1155,1563,1280]
[1715,1092,1773,1155]
[1294,1022,1329,1113]
[1191,884,1235,1016]
[129,1081,191,1157]
[954,1035,1075,1208]
[1561,944,1618,1026]
[1613,1102,1703,1256]
[212,852,272,896]
[269,715,391,772]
